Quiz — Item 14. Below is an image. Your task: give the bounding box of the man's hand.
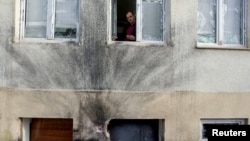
[126,35,135,41]
[112,36,118,41]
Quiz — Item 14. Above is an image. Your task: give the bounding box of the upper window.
[20,0,79,41]
[111,0,165,43]
[197,0,247,47]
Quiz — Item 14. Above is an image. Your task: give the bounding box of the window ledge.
[16,38,79,44]
[196,44,250,51]
[107,40,166,47]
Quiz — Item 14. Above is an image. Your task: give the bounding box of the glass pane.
[25,0,47,38]
[197,0,216,43]
[55,0,79,38]
[224,0,243,44]
[142,0,163,41]
[112,0,117,36]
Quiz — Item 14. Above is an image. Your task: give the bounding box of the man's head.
[126,11,136,25]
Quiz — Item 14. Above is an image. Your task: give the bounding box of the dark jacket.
[118,23,136,41]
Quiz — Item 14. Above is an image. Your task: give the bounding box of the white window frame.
[200,118,247,141]
[22,118,31,141]
[19,0,80,43]
[108,0,166,45]
[197,0,248,48]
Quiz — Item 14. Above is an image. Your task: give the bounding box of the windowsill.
[15,38,79,44]
[196,43,250,50]
[107,40,166,47]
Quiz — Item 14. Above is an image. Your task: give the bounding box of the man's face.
[126,12,135,25]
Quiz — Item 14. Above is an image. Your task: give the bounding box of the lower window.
[108,119,164,141]
[22,118,73,141]
[200,118,247,141]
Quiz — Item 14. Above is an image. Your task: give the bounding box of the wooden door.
[30,118,73,141]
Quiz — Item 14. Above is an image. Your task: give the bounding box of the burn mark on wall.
[76,93,129,141]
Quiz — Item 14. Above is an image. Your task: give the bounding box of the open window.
[111,0,165,42]
[108,119,164,141]
[22,118,73,141]
[20,0,80,42]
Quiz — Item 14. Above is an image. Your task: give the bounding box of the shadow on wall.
[76,93,127,141]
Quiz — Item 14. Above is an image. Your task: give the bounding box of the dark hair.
[125,11,135,16]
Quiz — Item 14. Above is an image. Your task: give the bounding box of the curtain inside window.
[54,0,79,38]
[25,0,47,38]
[224,0,243,44]
[197,0,216,43]
[142,0,163,41]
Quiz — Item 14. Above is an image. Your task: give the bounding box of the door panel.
[30,118,73,141]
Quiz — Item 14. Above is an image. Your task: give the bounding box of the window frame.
[197,0,248,49]
[19,0,80,43]
[108,0,167,45]
[200,118,247,141]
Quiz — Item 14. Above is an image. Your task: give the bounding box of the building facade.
[1,0,250,141]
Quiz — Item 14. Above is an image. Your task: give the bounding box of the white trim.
[107,40,165,47]
[197,43,247,49]
[20,0,26,40]
[47,0,55,39]
[21,38,78,43]
[14,0,21,42]
[137,0,142,41]
[162,0,166,42]
[76,0,80,42]
[107,0,112,42]
[22,118,31,141]
[217,0,224,45]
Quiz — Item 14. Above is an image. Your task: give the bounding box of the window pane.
[111,0,117,36]
[197,0,216,43]
[224,0,243,44]
[55,0,79,38]
[25,0,47,38]
[142,0,163,41]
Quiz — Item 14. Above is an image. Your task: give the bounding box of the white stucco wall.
[1,89,250,141]
[1,0,250,140]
